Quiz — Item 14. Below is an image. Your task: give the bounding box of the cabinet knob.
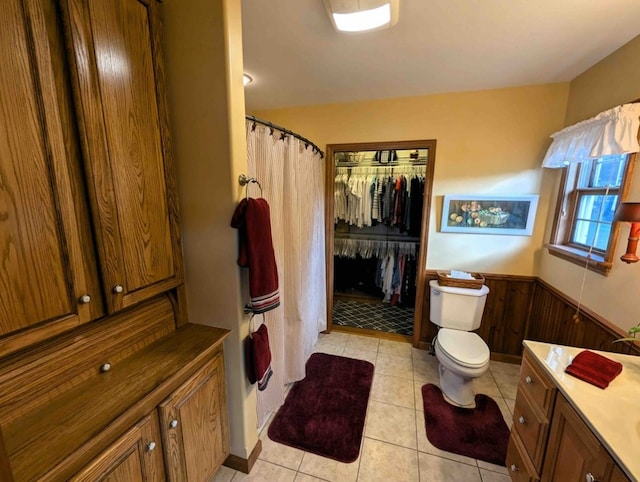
[147,441,156,452]
[100,362,111,373]
[169,419,179,429]
[585,473,596,482]
[525,375,533,384]
[79,294,91,304]
[113,284,124,294]
[510,464,519,472]
[518,415,526,424]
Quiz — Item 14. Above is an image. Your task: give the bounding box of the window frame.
[546,153,636,276]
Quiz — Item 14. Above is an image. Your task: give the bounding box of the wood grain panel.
[0,0,75,335]
[61,0,183,314]
[69,412,164,482]
[87,0,173,291]
[159,353,230,482]
[528,280,640,356]
[2,324,229,482]
[0,295,175,425]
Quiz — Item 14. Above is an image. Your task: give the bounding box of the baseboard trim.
[224,438,262,474]
[491,352,522,365]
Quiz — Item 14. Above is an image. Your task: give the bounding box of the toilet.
[429,279,491,406]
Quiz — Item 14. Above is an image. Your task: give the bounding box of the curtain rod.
[245,115,325,159]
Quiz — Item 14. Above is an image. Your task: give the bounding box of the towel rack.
[238,173,263,199]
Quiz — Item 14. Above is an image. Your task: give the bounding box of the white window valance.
[542,103,640,168]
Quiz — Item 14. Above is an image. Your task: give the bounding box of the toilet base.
[439,364,476,407]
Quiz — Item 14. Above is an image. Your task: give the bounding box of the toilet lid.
[437,328,490,368]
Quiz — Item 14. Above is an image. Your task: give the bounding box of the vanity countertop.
[523,340,640,481]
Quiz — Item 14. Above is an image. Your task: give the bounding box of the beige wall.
[539,35,640,333]
[253,84,569,276]
[161,0,258,460]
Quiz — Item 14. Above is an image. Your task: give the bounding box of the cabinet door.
[541,394,612,482]
[70,412,165,482]
[0,0,102,356]
[60,0,183,313]
[159,353,230,482]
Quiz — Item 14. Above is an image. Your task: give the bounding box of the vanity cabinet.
[507,348,632,482]
[70,412,166,482]
[541,395,613,482]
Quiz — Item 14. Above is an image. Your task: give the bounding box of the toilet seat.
[436,328,490,368]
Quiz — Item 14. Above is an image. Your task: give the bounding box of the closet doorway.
[325,140,436,346]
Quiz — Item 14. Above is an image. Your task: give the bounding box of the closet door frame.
[325,139,437,347]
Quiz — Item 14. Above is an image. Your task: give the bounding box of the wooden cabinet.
[70,412,165,482]
[506,349,556,480]
[159,353,230,482]
[0,0,104,356]
[541,395,612,482]
[1,0,183,358]
[507,348,633,482]
[0,1,228,480]
[61,0,183,314]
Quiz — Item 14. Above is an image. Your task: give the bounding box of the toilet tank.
[429,280,490,331]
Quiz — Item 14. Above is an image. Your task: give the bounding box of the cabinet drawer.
[520,349,556,418]
[506,432,540,482]
[512,388,549,471]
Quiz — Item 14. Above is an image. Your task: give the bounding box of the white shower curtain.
[245,122,327,427]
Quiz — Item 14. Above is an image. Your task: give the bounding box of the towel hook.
[238,173,263,199]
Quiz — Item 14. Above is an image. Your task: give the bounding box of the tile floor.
[214,331,521,482]
[332,300,415,336]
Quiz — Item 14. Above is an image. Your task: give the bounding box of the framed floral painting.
[441,194,539,236]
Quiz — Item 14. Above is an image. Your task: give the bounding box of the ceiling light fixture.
[322,0,399,33]
[243,73,253,86]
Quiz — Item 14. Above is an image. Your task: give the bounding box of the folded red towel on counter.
[565,350,623,389]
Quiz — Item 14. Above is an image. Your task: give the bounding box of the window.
[546,154,634,275]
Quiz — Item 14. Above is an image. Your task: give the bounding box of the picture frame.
[441,194,539,236]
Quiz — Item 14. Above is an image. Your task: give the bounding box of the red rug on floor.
[421,383,509,466]
[267,353,374,463]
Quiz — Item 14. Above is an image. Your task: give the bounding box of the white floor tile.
[343,346,378,364]
[298,452,359,482]
[413,357,440,384]
[375,353,413,379]
[477,460,509,475]
[357,438,419,482]
[345,335,380,353]
[259,431,305,470]
[370,374,415,408]
[418,452,482,482]
[213,465,237,482]
[378,339,413,358]
[479,468,512,481]
[232,460,297,481]
[492,372,520,400]
[365,401,417,449]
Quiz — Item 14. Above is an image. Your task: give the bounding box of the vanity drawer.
[520,350,556,418]
[512,388,549,471]
[506,432,540,482]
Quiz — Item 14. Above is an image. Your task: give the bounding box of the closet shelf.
[336,158,427,167]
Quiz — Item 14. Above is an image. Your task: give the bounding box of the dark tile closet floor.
[332,299,415,336]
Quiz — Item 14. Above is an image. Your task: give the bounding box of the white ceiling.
[241,0,640,111]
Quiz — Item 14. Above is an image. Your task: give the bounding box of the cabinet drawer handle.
[100,362,111,373]
[147,441,156,452]
[585,473,596,482]
[510,464,519,472]
[518,416,526,424]
[79,294,91,304]
[113,284,124,294]
[169,419,179,429]
[525,375,533,384]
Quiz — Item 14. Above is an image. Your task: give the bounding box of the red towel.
[245,323,273,391]
[231,198,280,314]
[565,350,623,389]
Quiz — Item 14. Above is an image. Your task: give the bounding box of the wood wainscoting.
[418,272,639,362]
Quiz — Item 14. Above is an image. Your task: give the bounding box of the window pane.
[572,220,611,251]
[575,194,618,222]
[577,155,626,188]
